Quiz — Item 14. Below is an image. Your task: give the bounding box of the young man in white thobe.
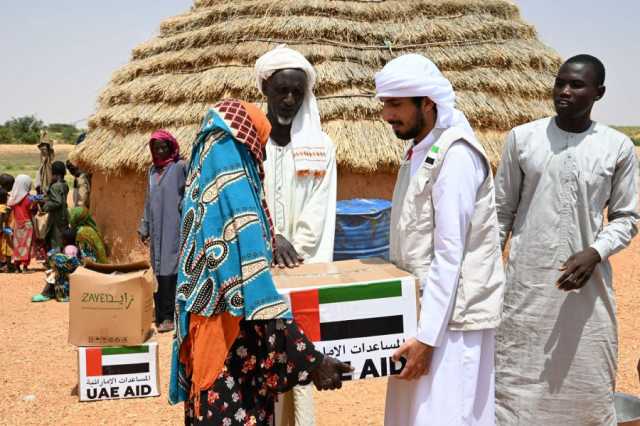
[495,55,639,425]
[376,54,505,426]
[255,45,337,426]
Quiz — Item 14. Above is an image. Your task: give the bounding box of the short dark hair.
[564,54,606,86]
[66,160,78,173]
[62,227,77,246]
[0,173,14,192]
[411,97,424,107]
[52,161,67,177]
[0,188,8,204]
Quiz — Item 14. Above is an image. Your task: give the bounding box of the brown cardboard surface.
[83,260,151,274]
[272,258,414,289]
[77,341,160,402]
[273,259,420,383]
[69,267,154,347]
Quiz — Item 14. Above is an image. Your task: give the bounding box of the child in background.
[0,174,14,193]
[0,188,13,272]
[40,161,69,253]
[62,228,79,258]
[8,175,36,273]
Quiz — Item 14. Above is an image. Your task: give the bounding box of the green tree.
[61,126,78,143]
[3,115,44,144]
[48,123,81,143]
[0,126,14,144]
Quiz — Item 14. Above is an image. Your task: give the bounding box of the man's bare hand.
[556,248,601,291]
[273,234,304,268]
[392,337,434,380]
[311,356,353,391]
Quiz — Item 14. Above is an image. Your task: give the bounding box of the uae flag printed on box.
[279,278,418,380]
[78,342,160,401]
[85,346,151,376]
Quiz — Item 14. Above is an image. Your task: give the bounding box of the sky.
[0,0,638,127]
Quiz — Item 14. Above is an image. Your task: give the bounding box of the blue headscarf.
[169,100,291,404]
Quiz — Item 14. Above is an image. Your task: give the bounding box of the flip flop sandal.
[31,294,51,302]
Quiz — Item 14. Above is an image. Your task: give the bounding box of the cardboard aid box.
[272,258,419,381]
[69,262,154,346]
[78,341,160,401]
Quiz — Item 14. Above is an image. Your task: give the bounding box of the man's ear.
[595,85,606,101]
[422,98,436,113]
[262,78,271,95]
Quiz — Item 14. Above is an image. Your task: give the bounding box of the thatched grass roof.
[72,0,561,175]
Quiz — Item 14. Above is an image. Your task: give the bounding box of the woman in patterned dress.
[8,175,36,272]
[169,100,350,425]
[32,207,107,302]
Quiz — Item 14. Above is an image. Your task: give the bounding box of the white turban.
[255,45,328,174]
[375,54,476,140]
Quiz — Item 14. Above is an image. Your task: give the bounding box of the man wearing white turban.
[375,54,505,425]
[255,45,337,426]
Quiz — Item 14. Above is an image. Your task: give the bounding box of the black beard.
[393,111,425,140]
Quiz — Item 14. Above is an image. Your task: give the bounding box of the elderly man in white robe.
[255,45,337,426]
[495,55,639,425]
[375,54,505,426]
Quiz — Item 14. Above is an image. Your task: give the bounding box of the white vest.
[389,127,505,331]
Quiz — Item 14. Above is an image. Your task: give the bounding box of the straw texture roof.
[73,0,561,174]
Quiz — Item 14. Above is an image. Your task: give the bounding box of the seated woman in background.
[68,207,107,264]
[169,100,351,426]
[32,207,107,302]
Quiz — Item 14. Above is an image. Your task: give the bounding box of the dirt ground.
[0,144,74,155]
[0,236,638,425]
[0,144,73,176]
[0,146,638,425]
[0,267,386,426]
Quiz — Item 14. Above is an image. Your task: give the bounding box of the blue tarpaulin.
[334,199,392,261]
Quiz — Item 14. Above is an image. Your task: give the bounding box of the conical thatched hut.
[72,0,561,260]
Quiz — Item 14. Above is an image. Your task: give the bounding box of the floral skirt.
[185,320,321,426]
[12,220,33,264]
[49,253,81,301]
